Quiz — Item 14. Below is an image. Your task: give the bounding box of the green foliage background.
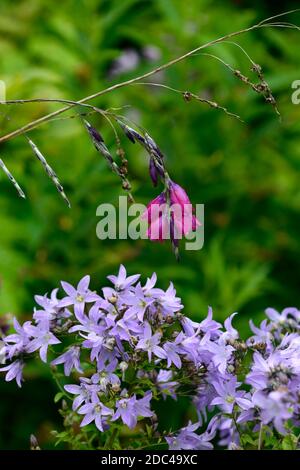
[0,0,300,449]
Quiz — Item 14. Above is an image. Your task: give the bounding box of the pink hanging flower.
[143,192,168,241]
[142,181,200,242]
[169,181,200,236]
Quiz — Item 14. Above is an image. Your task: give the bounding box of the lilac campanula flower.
[206,338,235,374]
[218,416,240,448]
[153,283,183,317]
[51,346,82,376]
[94,360,120,392]
[65,376,101,410]
[136,322,166,361]
[81,331,105,361]
[0,359,24,387]
[33,288,70,326]
[134,391,153,418]
[166,421,214,450]
[163,341,182,368]
[142,272,157,294]
[198,306,222,338]
[59,275,100,320]
[25,323,60,363]
[179,316,201,336]
[246,351,294,391]
[78,401,113,431]
[265,307,300,326]
[96,346,121,372]
[220,313,239,342]
[252,390,293,434]
[211,377,252,414]
[110,316,142,342]
[248,319,273,348]
[68,304,106,335]
[112,391,153,429]
[156,370,178,399]
[194,379,219,425]
[4,268,300,445]
[122,283,154,321]
[69,305,111,362]
[107,265,140,291]
[174,329,203,364]
[2,318,31,359]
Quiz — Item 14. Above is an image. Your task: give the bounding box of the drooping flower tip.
[142,181,200,243]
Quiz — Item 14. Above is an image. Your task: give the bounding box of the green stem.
[51,368,72,400]
[232,413,242,444]
[104,427,118,450]
[1,12,298,144]
[258,423,264,450]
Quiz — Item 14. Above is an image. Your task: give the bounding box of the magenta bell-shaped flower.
[142,180,200,242]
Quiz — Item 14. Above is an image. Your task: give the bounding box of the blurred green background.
[1,0,300,449]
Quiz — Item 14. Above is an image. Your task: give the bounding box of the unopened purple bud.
[118,122,143,145]
[123,127,136,144]
[84,120,104,143]
[144,133,164,160]
[84,120,114,165]
[149,158,158,186]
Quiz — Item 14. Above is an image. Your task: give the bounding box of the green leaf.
[281,434,298,451]
[54,392,64,403]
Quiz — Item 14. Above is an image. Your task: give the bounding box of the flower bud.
[111,382,121,392]
[119,361,128,373]
[108,295,118,304]
[30,434,40,450]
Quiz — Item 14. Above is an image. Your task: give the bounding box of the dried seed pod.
[183,91,193,102]
[122,180,131,191]
[0,158,26,199]
[27,139,71,208]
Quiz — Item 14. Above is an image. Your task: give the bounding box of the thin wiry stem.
[259,22,300,31]
[50,110,97,123]
[197,53,235,72]
[256,9,300,26]
[0,12,299,144]
[132,82,243,121]
[0,97,99,111]
[210,40,257,65]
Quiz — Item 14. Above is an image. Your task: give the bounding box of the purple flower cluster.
[1,266,300,449]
